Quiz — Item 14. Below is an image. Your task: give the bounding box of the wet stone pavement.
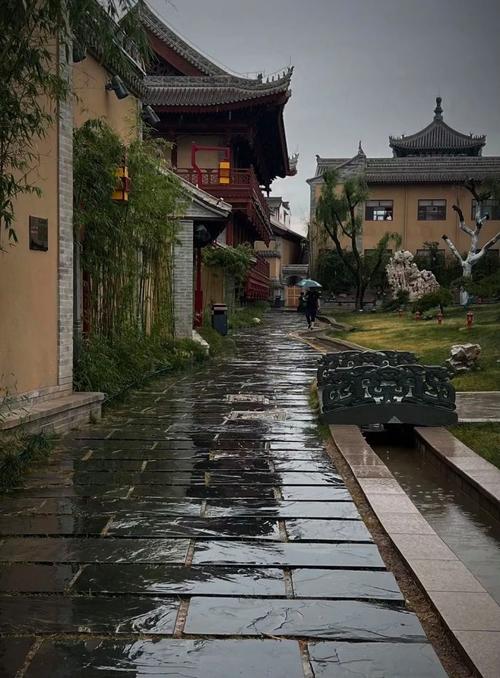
[0,314,447,677]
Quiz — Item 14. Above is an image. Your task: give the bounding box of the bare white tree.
[442,179,500,305]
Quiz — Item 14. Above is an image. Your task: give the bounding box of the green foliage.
[74,120,184,339]
[315,170,399,309]
[412,288,453,314]
[202,244,255,285]
[461,270,500,299]
[74,331,207,400]
[333,303,500,391]
[0,0,150,245]
[449,423,500,469]
[382,289,410,311]
[0,431,55,493]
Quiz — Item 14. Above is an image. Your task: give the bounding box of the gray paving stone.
[292,568,403,600]
[0,564,77,592]
[73,564,286,596]
[184,597,426,640]
[107,517,281,540]
[25,639,304,678]
[0,637,35,676]
[205,500,360,519]
[308,641,447,676]
[0,595,179,634]
[0,538,189,563]
[192,541,385,568]
[285,519,372,542]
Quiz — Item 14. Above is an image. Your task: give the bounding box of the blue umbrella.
[297,278,322,288]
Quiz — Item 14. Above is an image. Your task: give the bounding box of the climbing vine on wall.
[202,244,255,285]
[74,119,185,340]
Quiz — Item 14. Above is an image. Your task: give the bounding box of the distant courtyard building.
[255,197,308,307]
[308,98,500,273]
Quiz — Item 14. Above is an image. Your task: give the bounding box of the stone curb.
[415,427,500,520]
[329,424,500,678]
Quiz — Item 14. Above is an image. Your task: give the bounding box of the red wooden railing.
[245,253,271,301]
[176,167,271,227]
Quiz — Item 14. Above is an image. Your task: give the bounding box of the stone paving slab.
[24,639,305,678]
[0,314,445,676]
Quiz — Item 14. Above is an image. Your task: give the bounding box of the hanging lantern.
[218,159,231,185]
[466,310,474,329]
[112,164,130,202]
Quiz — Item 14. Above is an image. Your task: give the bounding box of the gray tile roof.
[309,155,500,184]
[142,3,227,76]
[145,71,293,107]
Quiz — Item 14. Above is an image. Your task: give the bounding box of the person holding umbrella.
[297,279,322,330]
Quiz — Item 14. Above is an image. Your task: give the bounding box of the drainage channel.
[369,431,500,606]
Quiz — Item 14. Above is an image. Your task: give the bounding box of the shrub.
[382,289,410,311]
[412,288,453,314]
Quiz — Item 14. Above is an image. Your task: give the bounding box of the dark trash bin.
[212,303,228,336]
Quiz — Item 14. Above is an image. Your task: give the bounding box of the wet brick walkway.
[0,314,447,676]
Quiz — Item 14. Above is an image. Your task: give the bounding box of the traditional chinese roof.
[309,154,500,185]
[145,70,293,109]
[142,3,227,76]
[389,98,486,157]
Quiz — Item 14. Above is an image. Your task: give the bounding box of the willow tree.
[0,0,150,246]
[443,179,500,305]
[316,170,398,310]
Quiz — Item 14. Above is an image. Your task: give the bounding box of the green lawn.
[331,303,500,391]
[449,423,500,470]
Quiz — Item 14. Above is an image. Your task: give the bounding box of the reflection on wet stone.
[184,597,426,640]
[74,565,286,596]
[25,639,305,678]
[0,315,444,675]
[308,641,447,677]
[0,595,179,634]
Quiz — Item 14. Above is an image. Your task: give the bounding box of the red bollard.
[437,311,443,325]
[415,311,422,321]
[466,310,474,329]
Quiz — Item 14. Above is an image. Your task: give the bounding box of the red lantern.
[437,311,443,325]
[415,311,422,321]
[466,310,474,328]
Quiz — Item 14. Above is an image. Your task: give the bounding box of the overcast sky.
[151,0,500,233]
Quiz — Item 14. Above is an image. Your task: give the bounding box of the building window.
[418,199,446,221]
[365,200,393,221]
[471,199,500,221]
[415,248,445,265]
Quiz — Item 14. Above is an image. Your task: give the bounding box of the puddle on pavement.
[372,437,500,605]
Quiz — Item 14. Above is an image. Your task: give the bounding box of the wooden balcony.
[176,167,272,243]
[245,253,271,301]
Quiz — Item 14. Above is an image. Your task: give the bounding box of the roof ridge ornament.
[434,96,443,121]
[357,140,366,157]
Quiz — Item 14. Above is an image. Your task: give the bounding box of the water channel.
[369,433,500,606]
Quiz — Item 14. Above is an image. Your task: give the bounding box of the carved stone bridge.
[318,350,458,426]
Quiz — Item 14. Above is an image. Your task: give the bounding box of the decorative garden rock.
[386,250,440,301]
[446,343,481,373]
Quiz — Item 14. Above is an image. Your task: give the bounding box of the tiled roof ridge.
[145,69,293,90]
[143,3,228,76]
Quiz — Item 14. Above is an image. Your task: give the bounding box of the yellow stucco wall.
[73,55,139,143]
[311,181,500,263]
[0,98,59,396]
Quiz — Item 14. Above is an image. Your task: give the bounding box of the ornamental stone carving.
[386,250,440,301]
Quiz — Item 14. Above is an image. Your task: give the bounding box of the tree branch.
[452,204,474,237]
[442,234,464,264]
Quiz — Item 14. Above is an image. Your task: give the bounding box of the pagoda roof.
[309,153,500,185]
[145,70,293,109]
[389,98,486,157]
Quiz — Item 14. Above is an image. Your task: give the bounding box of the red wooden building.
[142,5,296,312]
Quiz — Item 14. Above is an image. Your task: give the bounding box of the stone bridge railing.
[318,350,458,426]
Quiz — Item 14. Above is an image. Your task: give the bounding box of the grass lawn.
[449,423,500,470]
[331,303,500,391]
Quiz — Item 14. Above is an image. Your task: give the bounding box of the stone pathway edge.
[330,424,500,678]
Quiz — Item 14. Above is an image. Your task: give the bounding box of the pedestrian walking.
[297,292,306,313]
[305,289,320,329]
